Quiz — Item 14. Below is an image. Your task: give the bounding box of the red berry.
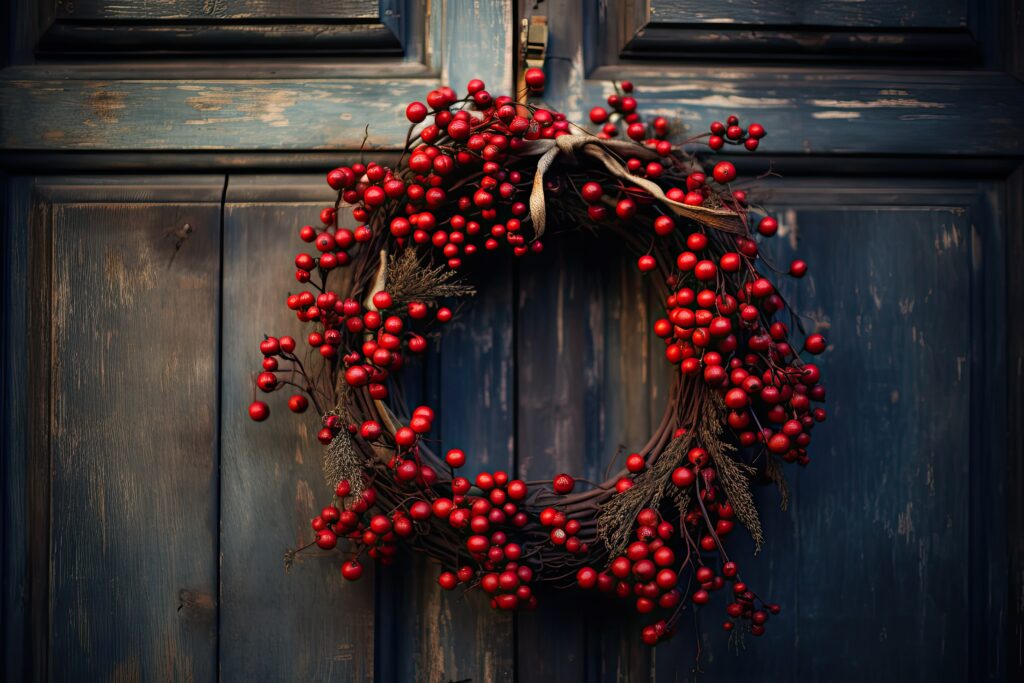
[712,162,736,184]
[790,259,808,277]
[315,529,337,549]
[616,199,636,219]
[581,182,603,203]
[577,567,598,589]
[256,371,278,392]
[341,560,363,581]
[395,427,416,447]
[446,448,466,468]
[767,433,791,454]
[758,216,778,237]
[287,395,308,413]
[406,102,428,123]
[626,453,645,473]
[552,473,575,494]
[524,68,546,91]
[694,260,716,281]
[627,122,646,141]
[653,215,675,236]
[637,255,657,272]
[805,334,827,355]
[248,401,269,422]
[360,420,382,440]
[671,466,694,488]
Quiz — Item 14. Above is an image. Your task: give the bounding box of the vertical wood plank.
[516,231,669,682]
[43,178,223,680]
[2,175,34,682]
[515,233,592,683]
[220,176,376,681]
[1008,166,1024,681]
[385,3,520,680]
[782,202,974,681]
[390,254,517,683]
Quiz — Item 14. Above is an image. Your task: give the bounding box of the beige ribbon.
[524,135,745,238]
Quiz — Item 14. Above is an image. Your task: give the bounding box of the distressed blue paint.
[220,176,377,681]
[42,179,222,681]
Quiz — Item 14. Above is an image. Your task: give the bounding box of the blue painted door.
[2,0,1023,681]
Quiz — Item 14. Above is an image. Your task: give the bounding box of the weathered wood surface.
[511,179,1006,681]
[1008,167,1024,681]
[60,0,380,20]
[2,0,1022,680]
[647,0,967,26]
[2,176,34,683]
[606,0,991,63]
[1,69,1022,156]
[392,253,518,683]
[515,231,670,682]
[393,1,519,677]
[221,176,377,681]
[32,0,407,54]
[39,177,224,680]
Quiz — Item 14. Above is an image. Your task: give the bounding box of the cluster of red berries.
[588,81,671,150]
[657,243,827,466]
[309,481,407,582]
[393,79,571,267]
[708,115,766,151]
[576,508,681,644]
[248,74,828,648]
[538,506,590,555]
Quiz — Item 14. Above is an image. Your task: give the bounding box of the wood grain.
[221,176,376,681]
[5,70,1022,156]
[1008,167,1024,682]
[41,177,223,680]
[2,176,34,683]
[61,0,380,21]
[389,253,518,683]
[515,230,668,682]
[647,0,966,27]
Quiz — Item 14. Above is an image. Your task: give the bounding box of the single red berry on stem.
[553,473,575,494]
[758,216,778,237]
[288,395,309,413]
[341,560,364,581]
[712,162,737,184]
[248,401,269,422]
[524,68,546,92]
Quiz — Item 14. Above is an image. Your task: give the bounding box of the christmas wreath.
[248,70,828,646]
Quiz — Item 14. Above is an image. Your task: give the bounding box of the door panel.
[511,177,1006,680]
[29,177,225,680]
[612,0,985,62]
[221,176,517,683]
[34,0,407,54]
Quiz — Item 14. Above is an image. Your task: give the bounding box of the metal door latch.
[522,16,549,70]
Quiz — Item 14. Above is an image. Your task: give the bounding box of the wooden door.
[2,1,1022,682]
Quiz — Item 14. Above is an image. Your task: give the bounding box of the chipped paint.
[810,97,949,109]
[812,110,862,119]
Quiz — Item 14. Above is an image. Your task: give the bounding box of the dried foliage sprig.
[385,248,476,308]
